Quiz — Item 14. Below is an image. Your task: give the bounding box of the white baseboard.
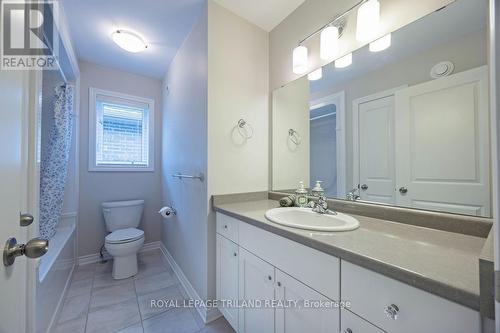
[77,241,162,266]
[159,242,221,324]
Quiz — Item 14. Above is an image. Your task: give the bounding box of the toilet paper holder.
[159,206,177,218]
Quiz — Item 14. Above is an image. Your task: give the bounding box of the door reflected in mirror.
[272,0,491,217]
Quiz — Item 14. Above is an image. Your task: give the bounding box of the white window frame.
[88,87,155,172]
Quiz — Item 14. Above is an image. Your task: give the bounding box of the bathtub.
[36,212,77,333]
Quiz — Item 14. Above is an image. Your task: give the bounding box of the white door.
[354,93,397,204]
[216,235,239,331]
[395,66,490,216]
[275,269,338,333]
[0,71,33,332]
[238,248,275,333]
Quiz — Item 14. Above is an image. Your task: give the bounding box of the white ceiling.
[213,0,306,31]
[61,0,205,79]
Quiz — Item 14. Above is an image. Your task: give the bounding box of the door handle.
[360,184,368,190]
[20,213,34,227]
[3,237,48,267]
[399,187,408,194]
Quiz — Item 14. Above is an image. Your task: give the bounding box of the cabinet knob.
[343,329,353,333]
[398,187,408,194]
[268,275,272,280]
[384,304,399,320]
[224,225,228,229]
[277,282,281,287]
[233,252,237,257]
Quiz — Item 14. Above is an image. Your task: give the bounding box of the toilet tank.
[102,200,144,232]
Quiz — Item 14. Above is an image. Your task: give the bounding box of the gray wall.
[78,60,163,257]
[161,7,209,299]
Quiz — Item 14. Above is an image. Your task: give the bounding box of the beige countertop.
[213,198,487,311]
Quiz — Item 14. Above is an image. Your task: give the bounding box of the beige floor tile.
[115,322,144,333]
[86,297,141,333]
[67,278,93,298]
[142,308,200,333]
[54,316,87,333]
[137,284,186,320]
[58,293,91,323]
[90,280,136,309]
[134,271,178,296]
[198,317,235,333]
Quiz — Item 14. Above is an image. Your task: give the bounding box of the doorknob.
[3,237,48,267]
[360,184,368,190]
[399,187,408,194]
[20,213,34,227]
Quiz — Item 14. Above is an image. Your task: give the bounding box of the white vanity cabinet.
[341,261,481,333]
[216,213,340,333]
[216,212,480,333]
[216,234,239,330]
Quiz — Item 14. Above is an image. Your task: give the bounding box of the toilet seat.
[105,228,144,244]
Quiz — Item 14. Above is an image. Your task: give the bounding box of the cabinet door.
[216,235,239,331]
[341,309,384,333]
[238,248,276,333]
[275,269,339,333]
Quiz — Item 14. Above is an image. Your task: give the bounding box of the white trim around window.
[88,87,155,172]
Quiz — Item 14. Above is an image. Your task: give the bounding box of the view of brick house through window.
[96,102,149,166]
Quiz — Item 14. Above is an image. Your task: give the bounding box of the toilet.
[102,199,145,279]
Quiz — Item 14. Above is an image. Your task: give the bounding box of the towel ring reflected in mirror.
[289,129,302,145]
[237,119,254,139]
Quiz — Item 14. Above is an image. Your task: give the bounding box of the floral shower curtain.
[39,85,75,239]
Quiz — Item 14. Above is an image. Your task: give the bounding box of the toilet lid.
[106,228,144,244]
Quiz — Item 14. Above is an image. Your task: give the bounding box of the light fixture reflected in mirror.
[369,33,391,52]
[320,26,339,60]
[335,53,352,68]
[356,0,380,42]
[293,45,308,74]
[308,68,322,81]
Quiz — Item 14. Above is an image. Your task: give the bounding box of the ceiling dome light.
[320,26,339,61]
[369,33,391,52]
[356,0,380,42]
[308,68,323,81]
[112,30,148,53]
[335,53,352,68]
[292,45,308,75]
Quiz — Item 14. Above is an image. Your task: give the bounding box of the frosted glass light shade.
[320,26,339,60]
[112,30,147,53]
[293,45,308,74]
[356,0,380,42]
[308,68,322,81]
[369,33,391,52]
[335,53,352,68]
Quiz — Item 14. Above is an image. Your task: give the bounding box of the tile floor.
[55,250,235,333]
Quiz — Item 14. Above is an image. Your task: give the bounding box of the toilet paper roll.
[159,206,176,218]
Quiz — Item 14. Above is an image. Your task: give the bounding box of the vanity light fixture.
[320,26,339,60]
[335,53,352,68]
[369,33,391,52]
[308,68,323,81]
[112,30,148,53]
[356,0,380,42]
[293,45,308,74]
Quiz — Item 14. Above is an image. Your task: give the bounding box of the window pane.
[96,101,149,166]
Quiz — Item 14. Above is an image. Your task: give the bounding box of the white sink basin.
[265,207,360,232]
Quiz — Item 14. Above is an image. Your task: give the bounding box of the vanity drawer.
[216,213,239,243]
[341,309,384,333]
[341,261,480,333]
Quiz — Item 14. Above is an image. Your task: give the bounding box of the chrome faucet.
[346,188,360,201]
[311,195,336,215]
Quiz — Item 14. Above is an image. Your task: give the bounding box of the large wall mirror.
[272,0,491,217]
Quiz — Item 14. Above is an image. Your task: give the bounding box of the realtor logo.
[1,0,58,70]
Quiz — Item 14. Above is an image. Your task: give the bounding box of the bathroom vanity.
[213,195,490,333]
